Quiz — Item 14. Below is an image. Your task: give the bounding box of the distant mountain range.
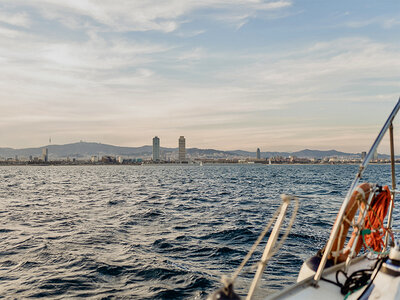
[0,141,383,160]
[228,149,366,159]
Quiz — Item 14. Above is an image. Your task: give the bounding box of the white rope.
[228,196,299,284]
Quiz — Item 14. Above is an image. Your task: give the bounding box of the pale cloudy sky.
[1,1,399,152]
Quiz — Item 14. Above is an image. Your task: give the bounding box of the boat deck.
[266,255,376,300]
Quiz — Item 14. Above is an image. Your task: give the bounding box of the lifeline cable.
[229,195,299,283]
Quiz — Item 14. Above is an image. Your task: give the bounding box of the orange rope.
[363,186,392,252]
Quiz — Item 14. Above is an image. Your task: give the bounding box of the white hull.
[266,254,400,300]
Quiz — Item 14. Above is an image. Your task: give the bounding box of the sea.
[0,164,399,299]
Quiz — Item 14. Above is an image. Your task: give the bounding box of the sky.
[0,1,400,152]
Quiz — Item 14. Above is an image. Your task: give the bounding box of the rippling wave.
[0,164,398,299]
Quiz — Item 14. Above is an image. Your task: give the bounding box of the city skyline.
[0,140,382,157]
[0,136,396,156]
[0,140,381,162]
[0,1,399,152]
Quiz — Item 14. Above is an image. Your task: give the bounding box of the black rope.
[321,258,383,296]
[356,258,385,300]
[339,269,373,295]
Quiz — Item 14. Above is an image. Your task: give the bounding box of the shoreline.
[0,162,396,167]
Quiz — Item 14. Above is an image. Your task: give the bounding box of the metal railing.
[313,98,400,284]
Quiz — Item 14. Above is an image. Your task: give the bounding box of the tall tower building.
[373,149,378,161]
[42,147,48,162]
[179,136,186,162]
[153,136,160,161]
[361,151,367,160]
[256,148,261,159]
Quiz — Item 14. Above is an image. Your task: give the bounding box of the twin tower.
[152,136,186,162]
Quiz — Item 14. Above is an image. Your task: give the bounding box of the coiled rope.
[362,185,393,253]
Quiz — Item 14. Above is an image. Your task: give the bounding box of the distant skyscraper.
[179,136,186,162]
[373,149,378,161]
[256,148,261,159]
[42,147,48,162]
[361,151,367,160]
[153,136,160,161]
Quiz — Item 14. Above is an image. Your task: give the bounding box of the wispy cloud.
[345,15,400,29]
[1,27,399,150]
[218,38,400,101]
[10,0,292,32]
[0,11,31,28]
[0,1,399,152]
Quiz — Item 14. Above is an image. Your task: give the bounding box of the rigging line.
[245,197,299,300]
[230,196,299,282]
[269,197,299,260]
[247,197,299,274]
[231,203,282,282]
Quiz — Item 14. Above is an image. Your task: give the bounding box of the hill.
[0,141,382,159]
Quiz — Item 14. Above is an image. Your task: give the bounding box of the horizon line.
[0,140,376,155]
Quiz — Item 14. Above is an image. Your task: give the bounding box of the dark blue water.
[0,164,399,299]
